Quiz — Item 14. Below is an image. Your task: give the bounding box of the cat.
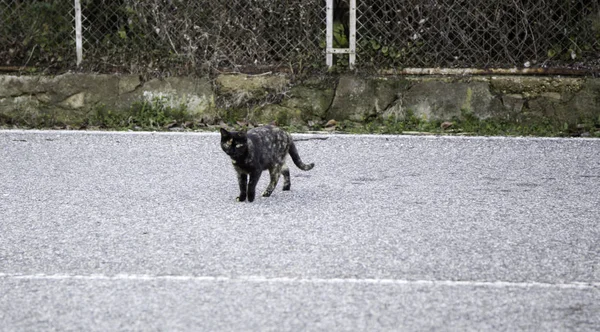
[220,125,314,202]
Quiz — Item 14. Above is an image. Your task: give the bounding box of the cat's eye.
[235,144,244,148]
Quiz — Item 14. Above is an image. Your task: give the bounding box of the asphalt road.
[1,130,599,331]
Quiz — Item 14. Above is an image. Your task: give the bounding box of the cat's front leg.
[247,171,262,202]
[236,172,248,202]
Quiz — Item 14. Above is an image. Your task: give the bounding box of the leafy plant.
[88,97,193,130]
[1,1,73,68]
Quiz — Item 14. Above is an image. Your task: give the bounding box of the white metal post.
[74,0,83,67]
[349,0,356,69]
[326,0,334,67]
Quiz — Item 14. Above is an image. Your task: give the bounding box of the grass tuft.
[87,97,193,130]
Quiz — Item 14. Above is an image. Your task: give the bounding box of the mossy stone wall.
[1,73,598,134]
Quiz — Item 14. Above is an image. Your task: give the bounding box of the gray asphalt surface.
[1,130,599,331]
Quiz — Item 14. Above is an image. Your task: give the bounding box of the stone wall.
[1,73,599,130]
[0,74,214,126]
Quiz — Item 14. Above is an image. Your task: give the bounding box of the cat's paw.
[261,190,272,197]
[236,195,246,202]
[282,185,290,191]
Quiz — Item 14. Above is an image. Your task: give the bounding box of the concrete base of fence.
[1,73,599,133]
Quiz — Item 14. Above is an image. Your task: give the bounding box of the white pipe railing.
[73,0,83,67]
[326,0,356,69]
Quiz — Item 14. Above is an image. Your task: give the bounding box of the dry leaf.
[164,121,178,129]
[441,121,453,130]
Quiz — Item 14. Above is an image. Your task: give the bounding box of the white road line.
[2,129,598,141]
[0,273,597,289]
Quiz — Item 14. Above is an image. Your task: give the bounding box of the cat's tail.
[289,142,314,171]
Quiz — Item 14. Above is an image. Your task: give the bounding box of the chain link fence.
[357,0,600,70]
[78,0,325,75]
[0,0,325,75]
[0,0,74,70]
[1,0,599,74]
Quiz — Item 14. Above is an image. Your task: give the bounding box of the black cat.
[220,125,314,202]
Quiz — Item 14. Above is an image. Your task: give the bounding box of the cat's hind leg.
[262,165,282,197]
[282,163,291,191]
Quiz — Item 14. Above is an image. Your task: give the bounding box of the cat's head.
[220,128,248,159]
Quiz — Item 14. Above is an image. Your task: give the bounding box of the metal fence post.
[349,0,356,69]
[74,0,82,67]
[326,0,334,67]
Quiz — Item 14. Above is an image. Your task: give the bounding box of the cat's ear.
[220,128,230,138]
